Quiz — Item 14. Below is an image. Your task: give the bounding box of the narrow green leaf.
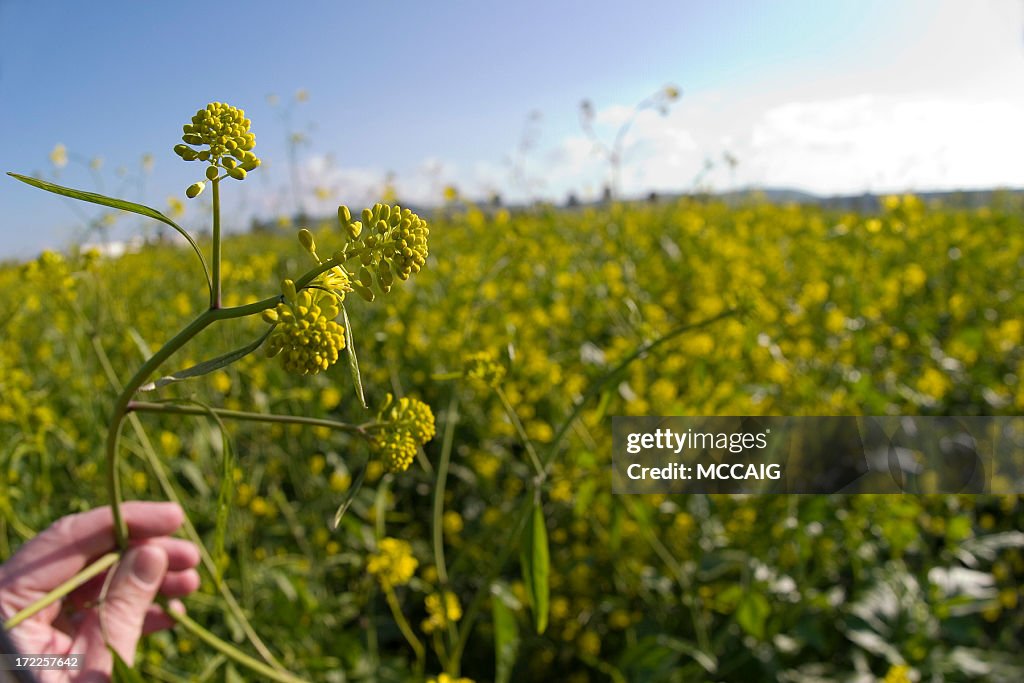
[735,591,771,640]
[138,326,273,392]
[177,460,211,497]
[330,461,368,530]
[593,387,613,424]
[196,653,229,681]
[492,585,521,683]
[214,414,235,585]
[163,398,234,584]
[519,502,550,634]
[617,635,717,677]
[340,303,367,408]
[656,635,718,674]
[110,648,147,683]
[126,326,153,360]
[8,173,212,294]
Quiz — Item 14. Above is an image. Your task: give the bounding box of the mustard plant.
[6,102,435,681]
[578,84,681,199]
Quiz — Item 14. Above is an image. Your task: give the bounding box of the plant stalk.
[3,552,119,631]
[105,297,296,547]
[211,176,222,308]
[162,601,308,683]
[127,401,369,437]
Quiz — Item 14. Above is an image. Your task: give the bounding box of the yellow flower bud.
[378,260,393,288]
[205,166,220,180]
[353,282,374,302]
[358,266,373,288]
[298,229,316,253]
[281,279,297,301]
[186,181,206,198]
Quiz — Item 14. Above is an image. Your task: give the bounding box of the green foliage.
[520,502,550,635]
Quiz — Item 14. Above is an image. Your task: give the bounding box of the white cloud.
[512,92,1024,200]
[745,95,1024,194]
[594,104,635,127]
[271,90,1024,214]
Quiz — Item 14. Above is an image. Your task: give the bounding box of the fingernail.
[131,546,165,584]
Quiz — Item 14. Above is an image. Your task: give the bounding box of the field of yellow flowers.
[2,193,1023,681]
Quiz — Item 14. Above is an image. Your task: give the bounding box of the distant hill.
[668,187,1024,212]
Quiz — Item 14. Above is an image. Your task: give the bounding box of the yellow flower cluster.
[882,664,912,683]
[369,393,436,473]
[263,279,345,375]
[336,203,430,297]
[366,537,417,588]
[368,430,418,475]
[49,143,68,168]
[22,250,76,298]
[426,675,474,683]
[462,351,506,387]
[422,590,462,633]
[174,102,260,185]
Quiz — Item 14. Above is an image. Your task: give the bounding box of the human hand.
[0,502,201,682]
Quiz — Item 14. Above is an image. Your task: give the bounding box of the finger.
[141,600,185,635]
[66,536,197,604]
[71,544,168,671]
[67,567,200,609]
[133,537,199,572]
[159,568,201,598]
[0,503,183,602]
[1,617,72,666]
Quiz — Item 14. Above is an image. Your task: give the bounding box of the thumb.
[74,545,168,675]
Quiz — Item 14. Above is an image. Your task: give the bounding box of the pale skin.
[0,502,200,682]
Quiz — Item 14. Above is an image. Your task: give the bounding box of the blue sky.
[2,0,1023,258]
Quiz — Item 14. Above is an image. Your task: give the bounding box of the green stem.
[539,307,740,472]
[106,309,217,546]
[621,497,712,659]
[432,392,458,587]
[105,298,288,548]
[162,601,308,683]
[430,372,463,381]
[431,392,462,651]
[450,497,532,667]
[449,310,741,665]
[495,386,544,479]
[85,298,286,672]
[3,552,119,630]
[127,401,371,438]
[383,586,425,669]
[95,216,400,648]
[211,176,221,308]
